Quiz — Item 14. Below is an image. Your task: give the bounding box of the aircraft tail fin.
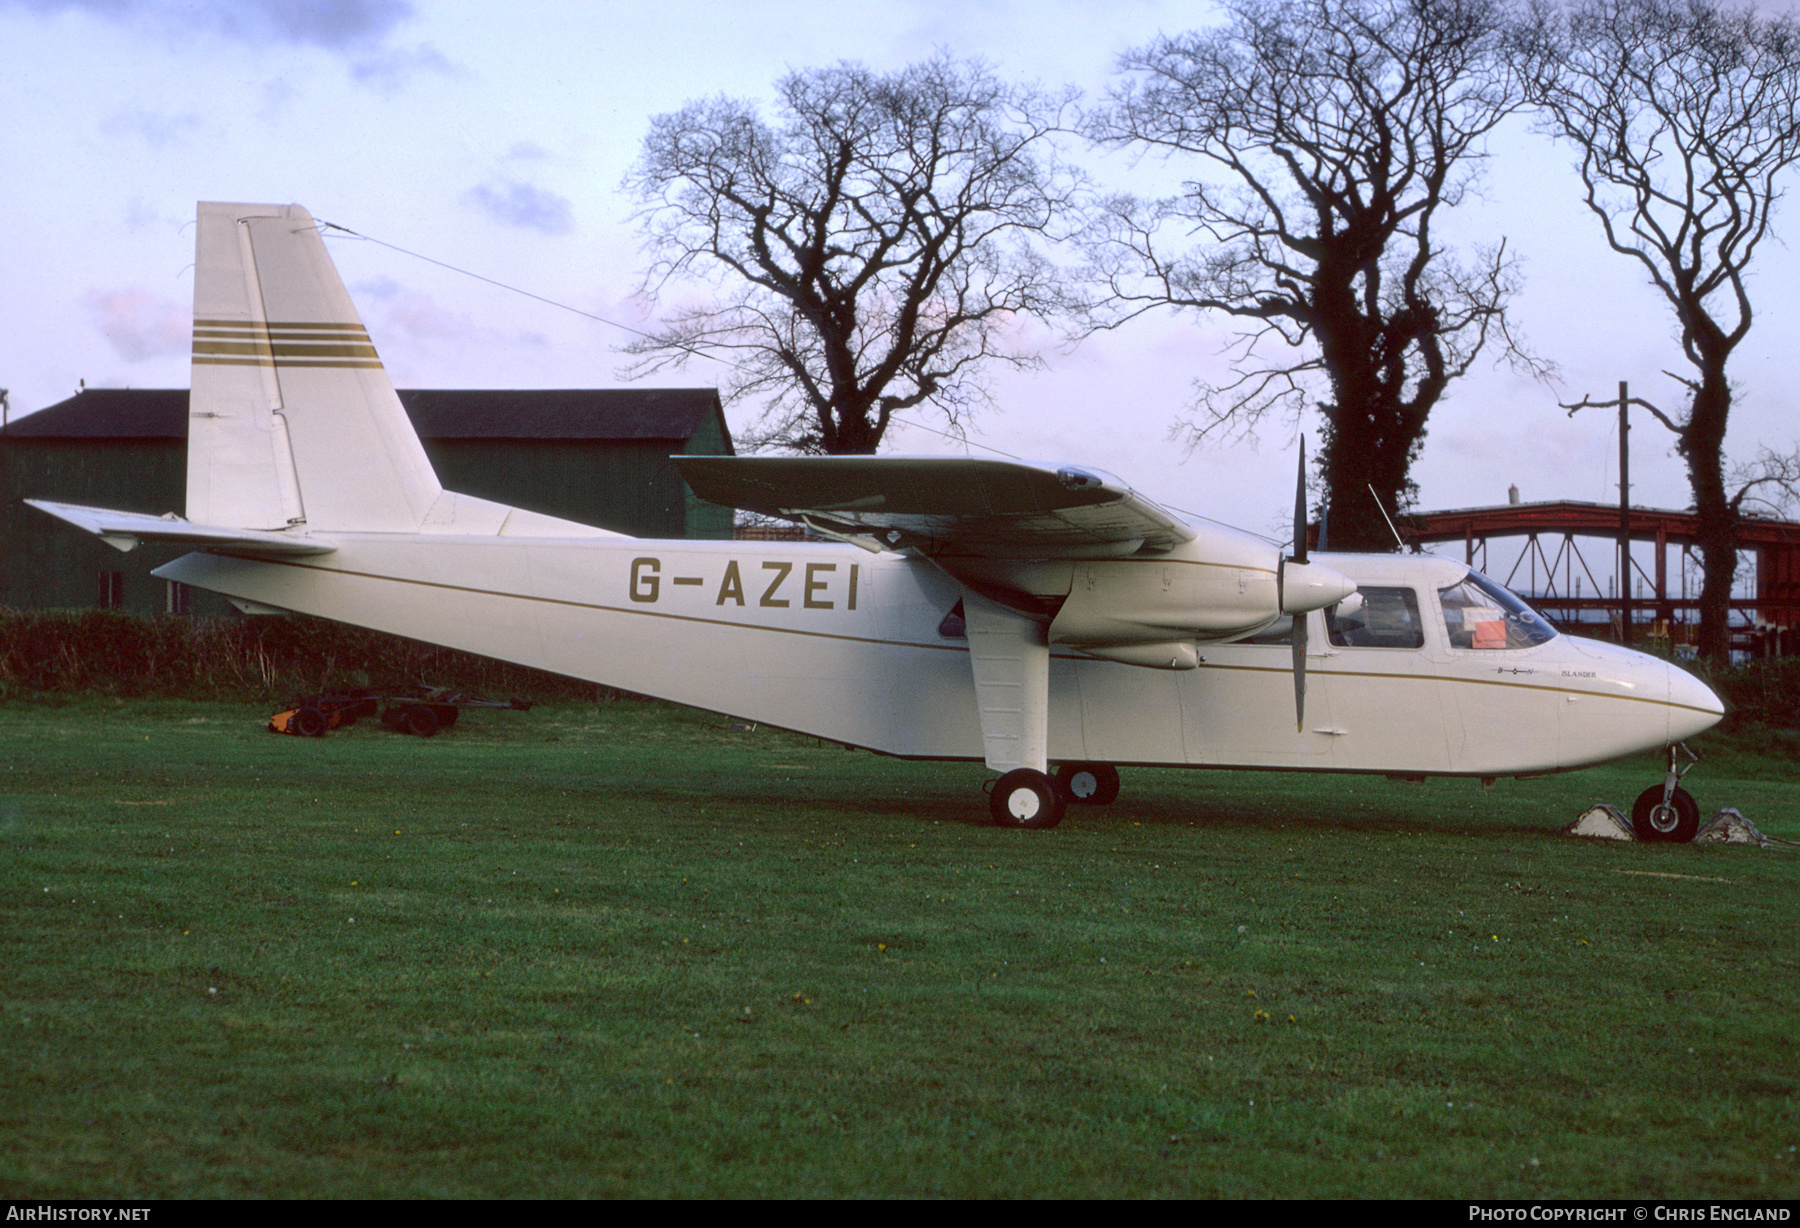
[187,202,443,533]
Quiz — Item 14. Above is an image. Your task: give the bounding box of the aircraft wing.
[674,457,1196,557]
[25,500,337,556]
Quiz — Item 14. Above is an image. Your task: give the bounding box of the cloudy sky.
[4,0,1797,553]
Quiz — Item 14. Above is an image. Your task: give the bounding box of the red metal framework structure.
[1367,500,1800,649]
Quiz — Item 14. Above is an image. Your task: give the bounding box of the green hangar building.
[1,387,734,618]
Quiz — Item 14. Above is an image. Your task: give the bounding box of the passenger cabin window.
[1326,587,1423,649]
[1439,572,1557,650]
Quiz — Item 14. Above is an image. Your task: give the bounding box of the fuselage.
[157,536,1721,778]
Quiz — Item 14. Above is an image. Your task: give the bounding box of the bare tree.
[623,57,1081,455]
[1519,0,1800,663]
[1085,0,1531,551]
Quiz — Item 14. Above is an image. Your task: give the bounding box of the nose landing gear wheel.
[1054,762,1120,805]
[990,769,1066,829]
[1631,784,1700,843]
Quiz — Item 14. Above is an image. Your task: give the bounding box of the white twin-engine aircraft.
[30,203,1725,836]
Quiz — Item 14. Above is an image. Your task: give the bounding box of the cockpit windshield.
[1439,570,1557,650]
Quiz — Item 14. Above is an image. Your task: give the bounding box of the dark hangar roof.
[4,389,190,437]
[5,388,728,444]
[394,389,722,440]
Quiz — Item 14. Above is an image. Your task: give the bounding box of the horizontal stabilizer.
[675,456,1195,558]
[25,499,336,556]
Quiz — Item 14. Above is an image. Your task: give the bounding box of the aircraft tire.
[990,769,1066,830]
[294,707,329,738]
[1055,762,1120,806]
[1631,784,1699,843]
[403,706,441,738]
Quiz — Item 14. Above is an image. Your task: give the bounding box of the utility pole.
[1619,380,1632,647]
[1566,380,1673,648]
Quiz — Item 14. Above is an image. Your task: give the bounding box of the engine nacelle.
[1044,530,1353,666]
[1072,641,1202,670]
[938,525,1355,672]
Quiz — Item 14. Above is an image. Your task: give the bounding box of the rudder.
[187,202,442,533]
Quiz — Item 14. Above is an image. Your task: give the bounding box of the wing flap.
[674,457,1194,557]
[26,500,337,556]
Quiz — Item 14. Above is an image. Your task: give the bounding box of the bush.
[0,608,617,703]
[1703,657,1800,730]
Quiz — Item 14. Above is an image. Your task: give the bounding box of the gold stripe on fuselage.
[216,553,966,654]
[1196,660,1716,715]
[216,553,1708,715]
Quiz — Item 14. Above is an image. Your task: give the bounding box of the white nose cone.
[1280,559,1358,615]
[1666,661,1725,743]
[1564,636,1725,753]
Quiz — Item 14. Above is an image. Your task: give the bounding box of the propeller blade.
[1293,436,1309,566]
[1292,610,1308,733]
[1290,435,1308,730]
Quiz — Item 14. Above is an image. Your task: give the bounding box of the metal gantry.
[1378,500,1800,651]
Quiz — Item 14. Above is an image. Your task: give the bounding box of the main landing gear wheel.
[1632,784,1700,843]
[403,706,441,738]
[293,707,328,738]
[990,769,1066,830]
[1054,762,1120,806]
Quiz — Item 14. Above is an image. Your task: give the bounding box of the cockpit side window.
[1326,587,1424,648]
[1439,571,1557,650]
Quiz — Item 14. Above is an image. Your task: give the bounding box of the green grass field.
[2,697,1796,1198]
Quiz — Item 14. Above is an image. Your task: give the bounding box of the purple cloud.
[83,288,189,362]
[463,180,576,236]
[7,1,446,87]
[7,0,413,48]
